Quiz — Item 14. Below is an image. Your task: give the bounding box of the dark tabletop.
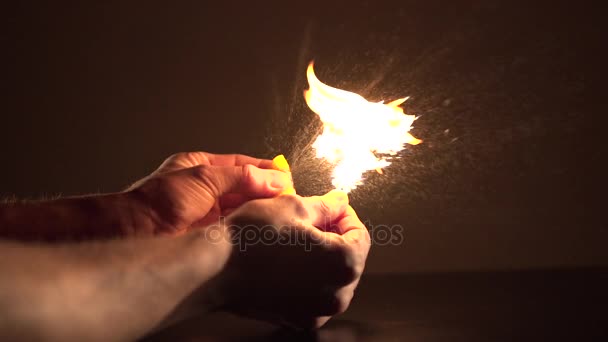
[144,269,608,341]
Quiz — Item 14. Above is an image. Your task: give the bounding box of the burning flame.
[304,62,421,192]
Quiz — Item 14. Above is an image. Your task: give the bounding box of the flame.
[304,62,421,192]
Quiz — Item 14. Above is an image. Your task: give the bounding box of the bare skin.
[0,152,371,341]
[0,152,292,240]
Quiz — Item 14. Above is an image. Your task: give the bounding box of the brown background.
[1,0,605,273]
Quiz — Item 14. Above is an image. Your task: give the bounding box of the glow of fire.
[304,62,421,192]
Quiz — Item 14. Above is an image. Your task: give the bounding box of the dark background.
[1,0,605,273]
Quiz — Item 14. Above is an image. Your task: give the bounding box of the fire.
[304,62,421,192]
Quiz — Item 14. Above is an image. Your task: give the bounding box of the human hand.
[125,152,293,235]
[216,191,371,329]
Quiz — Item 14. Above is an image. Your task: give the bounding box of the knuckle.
[168,152,187,162]
[233,154,250,163]
[329,245,361,285]
[342,264,360,285]
[182,151,199,164]
[318,198,331,216]
[323,290,351,315]
[333,290,353,314]
[240,164,255,189]
[167,152,205,166]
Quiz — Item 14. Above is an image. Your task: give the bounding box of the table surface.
[143,269,608,341]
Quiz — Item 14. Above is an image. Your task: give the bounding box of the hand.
[126,152,293,235]
[217,191,371,329]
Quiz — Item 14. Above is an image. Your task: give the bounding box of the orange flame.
[304,62,421,192]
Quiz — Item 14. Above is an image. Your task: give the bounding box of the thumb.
[301,190,350,228]
[190,164,293,199]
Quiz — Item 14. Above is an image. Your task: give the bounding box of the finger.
[205,153,274,169]
[301,190,349,228]
[240,164,293,196]
[156,152,212,173]
[192,164,292,199]
[157,152,275,173]
[333,205,364,235]
[334,205,371,255]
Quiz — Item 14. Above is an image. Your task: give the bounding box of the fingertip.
[268,169,293,193]
[243,165,293,197]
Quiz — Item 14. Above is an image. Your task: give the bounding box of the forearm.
[0,226,231,341]
[0,192,151,241]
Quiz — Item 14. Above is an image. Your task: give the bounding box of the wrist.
[114,190,160,236]
[182,223,234,313]
[83,191,158,238]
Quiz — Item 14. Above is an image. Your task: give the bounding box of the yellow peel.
[271,154,291,172]
[271,154,296,195]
